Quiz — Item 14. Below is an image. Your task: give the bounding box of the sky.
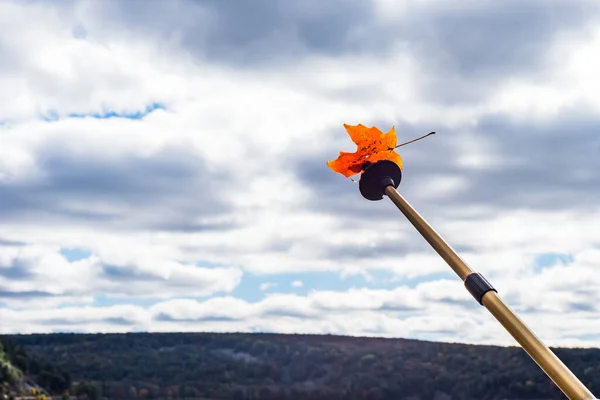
[1,0,600,348]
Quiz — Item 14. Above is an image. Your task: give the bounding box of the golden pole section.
[384,186,596,400]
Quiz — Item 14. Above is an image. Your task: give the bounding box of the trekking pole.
[358,160,596,400]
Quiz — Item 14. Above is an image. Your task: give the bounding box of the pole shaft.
[384,186,595,400]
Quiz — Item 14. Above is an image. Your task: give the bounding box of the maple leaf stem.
[394,132,436,149]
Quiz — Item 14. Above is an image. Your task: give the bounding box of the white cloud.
[488,25,600,121]
[291,280,303,287]
[0,244,242,307]
[259,282,277,291]
[2,253,600,347]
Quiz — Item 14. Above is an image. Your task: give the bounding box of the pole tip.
[359,160,402,201]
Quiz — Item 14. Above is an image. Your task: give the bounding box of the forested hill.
[0,336,72,398]
[4,332,600,400]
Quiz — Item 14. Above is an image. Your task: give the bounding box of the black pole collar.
[359,160,402,201]
[464,273,497,305]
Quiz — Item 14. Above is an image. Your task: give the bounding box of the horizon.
[5,330,591,351]
[2,328,598,351]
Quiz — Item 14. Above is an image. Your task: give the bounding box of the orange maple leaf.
[327,124,403,178]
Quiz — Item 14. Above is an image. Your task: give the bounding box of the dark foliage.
[2,332,599,399]
[0,336,72,396]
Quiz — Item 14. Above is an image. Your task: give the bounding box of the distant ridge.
[3,332,599,399]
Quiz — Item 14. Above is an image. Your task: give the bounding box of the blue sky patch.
[72,25,88,39]
[534,253,574,272]
[92,295,161,308]
[40,103,165,122]
[231,270,456,302]
[68,103,165,120]
[60,248,93,262]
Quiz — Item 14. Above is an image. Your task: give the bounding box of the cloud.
[3,249,600,347]
[76,0,387,66]
[291,280,303,288]
[0,120,235,231]
[0,244,242,309]
[259,282,277,291]
[1,0,600,347]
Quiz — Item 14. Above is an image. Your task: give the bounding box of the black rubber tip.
[359,160,402,201]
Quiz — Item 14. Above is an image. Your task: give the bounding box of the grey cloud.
[100,264,160,282]
[567,302,597,312]
[154,312,239,323]
[98,263,231,293]
[86,0,600,106]
[152,219,238,233]
[324,240,425,261]
[41,318,84,326]
[40,317,138,326]
[576,333,600,341]
[379,304,420,313]
[0,259,35,280]
[0,238,26,246]
[402,1,600,104]
[0,42,21,72]
[0,141,236,232]
[464,111,600,211]
[91,0,382,66]
[0,289,54,299]
[104,317,137,326]
[261,308,315,319]
[432,298,477,310]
